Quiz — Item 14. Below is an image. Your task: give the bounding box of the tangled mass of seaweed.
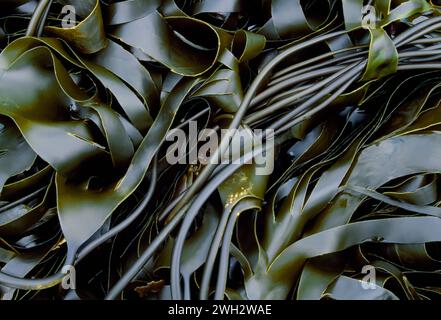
[2,0,441,300]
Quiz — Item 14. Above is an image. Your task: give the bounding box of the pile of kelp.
[2,0,441,300]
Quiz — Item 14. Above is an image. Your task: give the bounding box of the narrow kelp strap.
[25,0,52,37]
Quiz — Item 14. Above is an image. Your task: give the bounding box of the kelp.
[2,0,441,301]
